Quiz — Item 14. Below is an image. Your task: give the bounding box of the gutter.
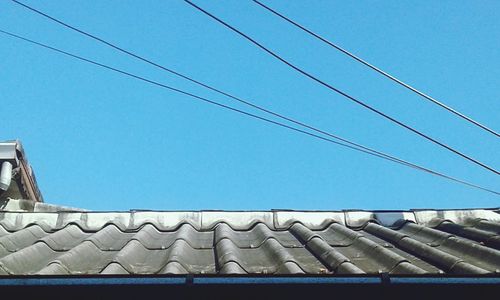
[0,275,499,286]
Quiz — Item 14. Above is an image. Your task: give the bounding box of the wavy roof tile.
[0,209,499,275]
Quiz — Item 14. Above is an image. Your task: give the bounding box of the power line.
[253,0,500,138]
[7,0,397,167]
[9,1,498,184]
[1,29,498,196]
[7,3,498,186]
[10,0,498,176]
[6,0,409,170]
[184,0,499,176]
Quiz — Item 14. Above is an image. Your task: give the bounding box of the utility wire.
[1,29,498,196]
[8,1,498,183]
[184,0,499,176]
[253,0,500,138]
[7,0,400,168]
[10,0,499,175]
[7,0,394,166]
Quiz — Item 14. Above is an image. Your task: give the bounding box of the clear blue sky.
[1,1,498,211]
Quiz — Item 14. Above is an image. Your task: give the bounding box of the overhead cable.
[1,29,498,196]
[8,0,396,163]
[8,1,499,183]
[253,0,499,138]
[184,0,499,176]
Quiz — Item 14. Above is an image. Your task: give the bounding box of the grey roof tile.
[100,262,130,275]
[434,220,500,250]
[216,237,324,274]
[159,261,189,274]
[274,211,345,229]
[300,223,428,274]
[364,222,490,274]
[0,242,60,274]
[291,223,354,247]
[391,222,500,272]
[40,225,91,251]
[219,261,247,274]
[115,239,215,274]
[85,224,135,250]
[275,261,306,274]
[135,223,213,249]
[37,262,71,275]
[0,265,8,275]
[0,209,498,275]
[114,240,172,274]
[0,225,8,237]
[290,223,363,274]
[38,241,117,275]
[306,237,364,274]
[215,223,301,248]
[471,219,500,234]
[0,225,48,252]
[0,245,9,259]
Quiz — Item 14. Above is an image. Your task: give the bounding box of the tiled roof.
[0,209,499,275]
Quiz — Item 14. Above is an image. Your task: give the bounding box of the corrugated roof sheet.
[0,209,499,275]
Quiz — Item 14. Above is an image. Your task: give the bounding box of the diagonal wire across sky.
[184,0,499,176]
[252,0,499,138]
[1,29,497,196]
[1,0,498,209]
